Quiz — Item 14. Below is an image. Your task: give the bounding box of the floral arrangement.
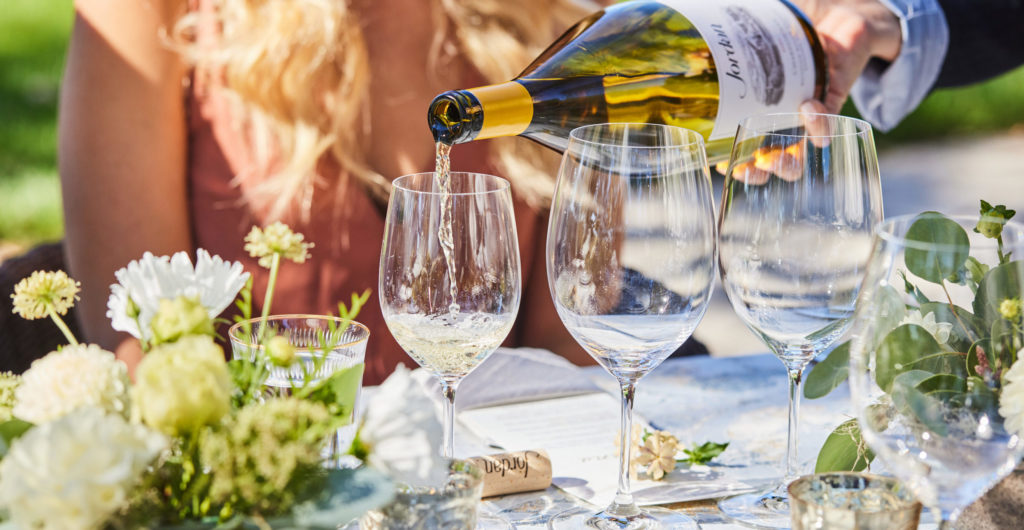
[0,222,432,529]
[624,425,728,481]
[808,201,1023,471]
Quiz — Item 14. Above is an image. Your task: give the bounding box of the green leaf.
[0,419,32,458]
[919,302,984,352]
[815,419,874,473]
[989,318,1023,373]
[965,376,1000,418]
[904,213,971,284]
[875,324,949,392]
[915,373,967,394]
[678,441,729,465]
[296,363,365,423]
[805,341,850,399]
[973,260,1024,324]
[889,370,933,413]
[899,270,932,305]
[275,467,394,529]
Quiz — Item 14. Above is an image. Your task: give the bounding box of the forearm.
[59,0,192,353]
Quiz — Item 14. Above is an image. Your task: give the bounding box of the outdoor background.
[3,0,1023,354]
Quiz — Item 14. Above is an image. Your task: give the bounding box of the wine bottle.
[428,0,826,162]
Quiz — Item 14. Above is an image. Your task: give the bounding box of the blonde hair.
[174,0,593,220]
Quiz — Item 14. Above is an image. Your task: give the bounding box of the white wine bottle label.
[657,0,817,140]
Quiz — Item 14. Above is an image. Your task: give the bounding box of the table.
[455,352,857,529]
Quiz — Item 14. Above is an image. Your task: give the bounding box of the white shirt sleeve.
[849,0,949,132]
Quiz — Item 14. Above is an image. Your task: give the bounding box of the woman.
[59,0,599,384]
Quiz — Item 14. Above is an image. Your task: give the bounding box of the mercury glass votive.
[789,472,922,530]
[360,460,484,530]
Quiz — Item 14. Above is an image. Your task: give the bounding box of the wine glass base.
[548,506,698,530]
[717,485,792,529]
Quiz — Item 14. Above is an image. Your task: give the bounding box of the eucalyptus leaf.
[915,374,967,394]
[815,419,874,473]
[280,467,394,529]
[891,371,949,436]
[904,213,971,284]
[965,376,1000,419]
[875,324,948,392]
[889,370,932,413]
[990,318,1023,374]
[296,364,365,423]
[805,341,849,399]
[973,260,1024,324]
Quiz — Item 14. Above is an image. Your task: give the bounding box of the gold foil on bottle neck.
[470,82,534,140]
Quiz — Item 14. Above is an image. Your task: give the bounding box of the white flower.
[999,353,1024,438]
[358,365,448,487]
[13,344,130,424]
[899,309,953,346]
[0,408,166,530]
[106,249,249,341]
[10,270,80,320]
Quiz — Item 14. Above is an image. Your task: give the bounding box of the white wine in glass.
[548,123,716,530]
[379,172,521,458]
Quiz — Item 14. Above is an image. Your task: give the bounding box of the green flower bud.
[267,335,297,367]
[150,295,214,345]
[1000,298,1022,322]
[975,200,1016,239]
[125,295,141,320]
[133,336,232,435]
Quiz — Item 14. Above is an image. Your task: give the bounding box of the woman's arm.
[59,0,192,366]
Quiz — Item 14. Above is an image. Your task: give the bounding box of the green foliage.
[804,342,849,399]
[815,419,873,473]
[903,213,970,283]
[294,364,365,424]
[677,441,729,465]
[0,419,33,459]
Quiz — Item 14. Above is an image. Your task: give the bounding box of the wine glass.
[716,112,883,528]
[379,172,521,459]
[848,213,1024,528]
[547,123,717,529]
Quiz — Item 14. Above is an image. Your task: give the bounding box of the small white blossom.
[244,222,313,268]
[900,310,953,346]
[999,353,1024,439]
[0,408,166,530]
[13,344,130,424]
[10,270,80,320]
[358,365,447,487]
[106,249,249,341]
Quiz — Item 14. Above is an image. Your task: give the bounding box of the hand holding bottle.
[788,0,903,114]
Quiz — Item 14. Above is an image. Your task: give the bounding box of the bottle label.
[657,0,817,140]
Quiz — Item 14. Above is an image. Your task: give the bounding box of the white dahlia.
[999,353,1024,438]
[106,249,249,341]
[0,408,166,530]
[13,344,130,424]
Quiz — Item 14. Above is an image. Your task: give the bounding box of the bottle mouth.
[427,90,482,144]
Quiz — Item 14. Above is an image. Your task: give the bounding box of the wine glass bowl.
[379,172,521,458]
[547,123,716,529]
[716,112,883,528]
[848,214,1024,526]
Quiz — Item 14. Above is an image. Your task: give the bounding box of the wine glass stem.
[441,381,458,459]
[613,380,639,513]
[784,367,804,483]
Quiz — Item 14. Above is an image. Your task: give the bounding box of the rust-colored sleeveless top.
[184,56,554,387]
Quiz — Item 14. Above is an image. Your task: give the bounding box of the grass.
[0,1,1022,248]
[0,0,72,247]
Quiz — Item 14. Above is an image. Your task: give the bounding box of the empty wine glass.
[547,123,717,529]
[848,213,1024,528]
[716,112,883,528]
[379,172,521,459]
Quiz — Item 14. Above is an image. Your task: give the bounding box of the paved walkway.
[698,131,1024,358]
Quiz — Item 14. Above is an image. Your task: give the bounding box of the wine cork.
[468,449,552,498]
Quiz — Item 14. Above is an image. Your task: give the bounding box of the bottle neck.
[428,81,534,144]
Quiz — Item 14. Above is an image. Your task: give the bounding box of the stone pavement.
[697,131,1024,358]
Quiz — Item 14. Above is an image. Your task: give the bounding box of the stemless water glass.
[717,113,883,528]
[849,214,1024,528]
[379,172,521,459]
[547,123,717,530]
[229,315,370,465]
